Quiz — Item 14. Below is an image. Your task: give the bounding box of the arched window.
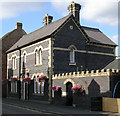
[35,50,39,65]
[39,48,42,65]
[35,47,42,65]
[12,56,16,70]
[70,47,75,63]
[33,75,44,95]
[23,53,26,64]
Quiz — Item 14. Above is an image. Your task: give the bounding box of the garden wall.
[52,69,120,108]
[102,97,120,113]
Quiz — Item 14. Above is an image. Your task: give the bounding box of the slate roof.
[82,26,116,46]
[7,14,117,53]
[7,15,71,52]
[1,29,26,40]
[104,57,120,70]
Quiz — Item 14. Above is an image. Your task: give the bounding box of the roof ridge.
[25,14,71,36]
[82,26,99,30]
[0,29,16,40]
[7,14,72,53]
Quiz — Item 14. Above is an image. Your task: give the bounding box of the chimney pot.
[72,1,74,4]
[43,14,53,25]
[68,2,81,22]
[16,22,22,30]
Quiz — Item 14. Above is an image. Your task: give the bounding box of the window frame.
[23,53,26,64]
[39,48,42,65]
[33,76,45,95]
[11,81,17,93]
[12,56,17,70]
[70,48,75,63]
[34,46,43,66]
[35,49,39,65]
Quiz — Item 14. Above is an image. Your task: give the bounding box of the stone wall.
[7,38,50,79]
[53,18,115,74]
[52,69,120,108]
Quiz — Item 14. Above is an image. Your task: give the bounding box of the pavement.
[2,97,120,115]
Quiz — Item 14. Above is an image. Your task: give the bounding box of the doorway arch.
[66,82,73,106]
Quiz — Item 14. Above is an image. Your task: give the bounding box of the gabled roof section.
[82,26,117,46]
[1,29,26,40]
[7,14,117,53]
[104,57,120,70]
[7,14,72,53]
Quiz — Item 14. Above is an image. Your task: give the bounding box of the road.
[2,98,120,116]
[2,103,61,115]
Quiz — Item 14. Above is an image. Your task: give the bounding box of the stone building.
[1,23,26,97]
[6,2,119,105]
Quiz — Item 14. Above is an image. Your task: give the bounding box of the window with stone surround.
[11,81,17,93]
[12,56,16,70]
[35,47,42,65]
[70,47,75,63]
[33,76,44,95]
[39,48,42,65]
[35,49,39,65]
[23,52,26,64]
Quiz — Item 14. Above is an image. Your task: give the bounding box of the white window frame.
[39,48,42,65]
[34,46,43,65]
[70,47,75,63]
[34,79,45,95]
[41,81,44,94]
[12,56,16,70]
[38,82,40,94]
[23,53,26,64]
[35,50,39,65]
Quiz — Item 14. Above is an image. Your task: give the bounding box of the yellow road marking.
[2,102,52,114]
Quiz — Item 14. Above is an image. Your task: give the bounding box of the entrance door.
[66,82,73,106]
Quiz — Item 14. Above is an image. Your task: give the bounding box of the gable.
[7,14,116,53]
[53,17,87,50]
[82,26,116,46]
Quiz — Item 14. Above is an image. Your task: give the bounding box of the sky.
[0,0,119,56]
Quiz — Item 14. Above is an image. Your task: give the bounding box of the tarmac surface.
[2,97,120,116]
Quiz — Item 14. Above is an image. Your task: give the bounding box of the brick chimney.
[43,14,53,25]
[68,1,81,22]
[16,22,22,30]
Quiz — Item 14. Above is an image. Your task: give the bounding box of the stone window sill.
[69,62,76,66]
[35,64,42,67]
